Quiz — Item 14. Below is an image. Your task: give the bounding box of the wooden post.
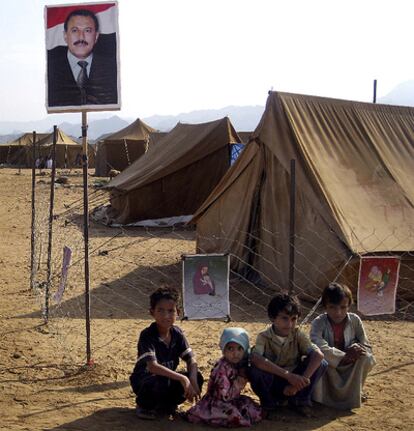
[288,159,296,295]
[82,111,92,365]
[30,131,37,290]
[45,126,57,322]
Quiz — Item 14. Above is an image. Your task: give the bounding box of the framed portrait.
[182,254,230,320]
[45,1,121,112]
[357,256,400,316]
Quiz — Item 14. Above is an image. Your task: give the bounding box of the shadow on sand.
[42,404,351,431]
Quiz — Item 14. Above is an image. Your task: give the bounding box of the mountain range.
[1,80,414,144]
[0,105,265,143]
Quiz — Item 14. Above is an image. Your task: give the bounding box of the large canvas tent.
[105,117,243,224]
[192,92,414,301]
[95,118,156,176]
[0,130,94,168]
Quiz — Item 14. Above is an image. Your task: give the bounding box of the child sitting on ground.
[249,293,327,417]
[186,327,262,427]
[310,282,375,410]
[129,286,203,419]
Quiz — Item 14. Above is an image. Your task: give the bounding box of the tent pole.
[45,126,57,322]
[30,131,37,290]
[288,159,296,295]
[82,111,92,366]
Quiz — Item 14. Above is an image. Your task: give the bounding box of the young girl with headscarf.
[186,328,262,427]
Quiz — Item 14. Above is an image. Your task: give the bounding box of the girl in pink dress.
[186,328,262,427]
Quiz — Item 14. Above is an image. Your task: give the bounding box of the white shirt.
[67,50,93,82]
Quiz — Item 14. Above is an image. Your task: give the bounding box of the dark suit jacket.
[47,45,118,107]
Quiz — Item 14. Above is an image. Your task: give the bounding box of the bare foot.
[291,405,316,418]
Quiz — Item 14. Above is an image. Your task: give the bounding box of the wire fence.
[29,168,414,368]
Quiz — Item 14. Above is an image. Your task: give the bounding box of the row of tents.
[2,91,413,299]
[0,118,166,173]
[101,91,414,300]
[0,129,95,168]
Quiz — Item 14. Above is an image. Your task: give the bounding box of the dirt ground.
[0,168,413,431]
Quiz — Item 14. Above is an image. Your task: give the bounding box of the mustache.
[74,40,88,46]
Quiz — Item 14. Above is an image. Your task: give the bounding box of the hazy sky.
[1,0,413,122]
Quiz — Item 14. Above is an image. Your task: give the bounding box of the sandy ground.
[0,168,413,431]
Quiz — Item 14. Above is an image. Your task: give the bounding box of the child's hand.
[189,376,202,402]
[283,384,299,397]
[345,344,366,361]
[179,375,194,401]
[286,372,310,390]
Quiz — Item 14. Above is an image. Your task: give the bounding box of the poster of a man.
[45,2,120,112]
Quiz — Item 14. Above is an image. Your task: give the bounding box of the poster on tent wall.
[357,256,400,316]
[182,254,230,320]
[45,1,121,113]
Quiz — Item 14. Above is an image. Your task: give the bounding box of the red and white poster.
[357,256,400,316]
[45,2,120,112]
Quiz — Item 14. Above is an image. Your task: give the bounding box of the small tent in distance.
[104,117,244,225]
[94,118,157,176]
[191,91,414,302]
[1,129,94,168]
[0,133,49,166]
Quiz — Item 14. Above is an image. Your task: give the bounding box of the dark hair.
[267,293,301,320]
[322,282,353,306]
[150,286,180,309]
[64,9,99,32]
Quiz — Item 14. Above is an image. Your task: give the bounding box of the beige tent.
[0,130,94,168]
[0,133,49,165]
[95,118,156,176]
[192,92,414,301]
[36,129,95,168]
[105,117,243,224]
[237,131,253,144]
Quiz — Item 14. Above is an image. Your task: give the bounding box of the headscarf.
[219,327,250,352]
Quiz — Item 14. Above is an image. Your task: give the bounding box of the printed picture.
[182,254,230,320]
[45,2,120,112]
[357,256,400,315]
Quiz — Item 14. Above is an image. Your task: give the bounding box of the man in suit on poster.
[47,8,118,107]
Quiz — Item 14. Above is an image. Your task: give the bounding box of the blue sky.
[1,0,413,122]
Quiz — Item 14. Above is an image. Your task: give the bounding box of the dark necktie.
[77,60,88,89]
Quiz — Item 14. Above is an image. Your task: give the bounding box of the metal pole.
[373,79,377,103]
[30,131,37,290]
[82,111,92,365]
[288,159,296,295]
[45,126,57,322]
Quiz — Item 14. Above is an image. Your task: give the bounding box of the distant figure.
[193,263,215,295]
[35,158,41,169]
[47,8,118,107]
[74,153,82,167]
[46,157,53,170]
